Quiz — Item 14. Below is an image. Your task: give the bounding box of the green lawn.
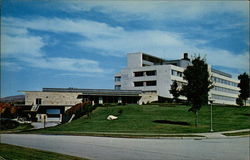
[29,104,250,134]
[223,131,250,136]
[0,143,89,160]
[0,123,33,134]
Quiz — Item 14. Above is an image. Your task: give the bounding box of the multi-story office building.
[114,52,244,105]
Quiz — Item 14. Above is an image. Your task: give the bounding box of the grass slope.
[0,143,89,160]
[31,104,250,134]
[0,123,33,134]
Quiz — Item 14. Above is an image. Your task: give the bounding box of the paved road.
[1,134,249,160]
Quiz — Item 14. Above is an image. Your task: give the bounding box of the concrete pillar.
[59,114,62,122]
[98,97,103,104]
[92,100,95,106]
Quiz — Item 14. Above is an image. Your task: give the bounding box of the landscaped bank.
[27,104,250,135]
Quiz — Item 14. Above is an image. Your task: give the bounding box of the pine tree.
[237,72,250,106]
[169,80,180,103]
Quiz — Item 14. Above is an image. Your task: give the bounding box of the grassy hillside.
[32,104,250,134]
[0,143,88,160]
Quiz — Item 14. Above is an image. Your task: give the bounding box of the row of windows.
[142,90,157,93]
[211,94,236,101]
[171,70,183,77]
[134,70,157,77]
[212,77,237,87]
[134,81,157,87]
[212,86,239,94]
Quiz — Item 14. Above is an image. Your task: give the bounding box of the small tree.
[237,72,250,106]
[182,56,212,127]
[236,97,244,107]
[169,80,180,103]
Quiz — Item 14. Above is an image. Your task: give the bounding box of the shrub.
[64,102,97,122]
[0,118,19,130]
[0,102,21,119]
[236,97,244,107]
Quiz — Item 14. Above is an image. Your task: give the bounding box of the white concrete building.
[114,52,245,105]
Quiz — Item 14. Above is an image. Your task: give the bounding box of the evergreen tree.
[236,97,244,107]
[182,56,212,127]
[237,72,250,106]
[169,80,180,102]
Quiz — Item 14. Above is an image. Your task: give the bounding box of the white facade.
[115,52,246,105]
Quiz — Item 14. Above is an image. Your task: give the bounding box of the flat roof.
[211,68,232,78]
[42,88,142,94]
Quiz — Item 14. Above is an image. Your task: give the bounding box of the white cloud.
[79,29,249,71]
[1,34,44,57]
[1,62,23,71]
[3,17,123,38]
[57,1,249,21]
[19,57,104,73]
[2,16,248,73]
[1,18,105,74]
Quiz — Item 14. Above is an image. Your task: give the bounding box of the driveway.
[1,134,249,160]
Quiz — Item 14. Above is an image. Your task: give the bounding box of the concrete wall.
[127,53,142,68]
[24,91,82,106]
[209,72,240,105]
[116,65,172,98]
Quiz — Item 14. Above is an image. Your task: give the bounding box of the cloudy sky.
[1,0,249,97]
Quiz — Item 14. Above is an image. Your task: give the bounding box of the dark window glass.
[134,81,144,87]
[115,85,121,90]
[134,72,144,77]
[36,98,42,105]
[115,76,121,82]
[146,70,156,76]
[47,109,60,114]
[146,81,157,86]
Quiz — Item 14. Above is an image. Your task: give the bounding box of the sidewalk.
[31,122,60,129]
[185,129,250,138]
[60,129,249,139]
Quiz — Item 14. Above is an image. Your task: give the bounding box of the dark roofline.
[42,88,142,93]
[141,53,167,62]
[211,68,232,78]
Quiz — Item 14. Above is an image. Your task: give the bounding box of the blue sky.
[1,0,249,97]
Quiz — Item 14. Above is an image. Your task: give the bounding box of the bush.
[0,118,19,130]
[236,97,244,107]
[0,102,21,119]
[64,102,97,122]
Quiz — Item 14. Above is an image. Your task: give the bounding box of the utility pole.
[209,100,214,132]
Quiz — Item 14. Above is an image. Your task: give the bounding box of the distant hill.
[0,95,25,103]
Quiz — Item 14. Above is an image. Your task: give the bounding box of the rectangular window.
[146,70,156,76]
[177,72,182,77]
[171,70,176,76]
[47,109,60,114]
[115,76,121,82]
[36,98,42,105]
[134,71,144,77]
[134,81,144,87]
[171,70,182,77]
[146,81,157,86]
[115,85,121,90]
